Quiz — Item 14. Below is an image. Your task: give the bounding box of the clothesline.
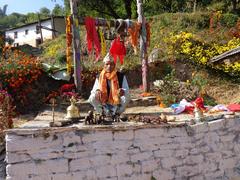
[72,15,136,29]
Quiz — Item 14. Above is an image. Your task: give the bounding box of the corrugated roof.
[209,46,240,63]
[4,16,65,31]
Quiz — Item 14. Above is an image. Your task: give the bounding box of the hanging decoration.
[98,28,107,58]
[128,22,141,55]
[66,16,72,74]
[84,17,101,61]
[146,22,151,48]
[110,36,126,65]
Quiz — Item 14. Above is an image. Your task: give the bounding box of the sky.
[0,0,65,15]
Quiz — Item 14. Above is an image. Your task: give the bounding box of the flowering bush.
[0,90,15,142]
[164,32,240,75]
[0,47,42,110]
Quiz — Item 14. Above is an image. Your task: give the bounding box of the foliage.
[0,4,7,17]
[0,90,15,143]
[0,48,42,110]
[40,34,66,66]
[221,13,239,27]
[153,70,202,106]
[52,4,65,16]
[163,31,240,76]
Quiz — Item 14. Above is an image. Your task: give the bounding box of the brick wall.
[5,117,240,180]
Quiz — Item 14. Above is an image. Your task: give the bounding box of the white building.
[5,16,65,47]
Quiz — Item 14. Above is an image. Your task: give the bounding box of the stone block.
[70,158,92,171]
[152,169,174,180]
[110,152,130,165]
[6,134,63,152]
[221,158,238,170]
[63,150,91,159]
[201,162,218,173]
[134,128,165,139]
[153,149,173,158]
[90,154,111,167]
[113,130,134,141]
[176,165,201,177]
[52,173,73,180]
[96,164,116,179]
[184,154,204,164]
[141,159,159,173]
[6,152,31,164]
[174,149,189,158]
[133,138,159,151]
[62,134,81,147]
[163,127,188,138]
[82,131,113,144]
[7,159,68,176]
[116,163,133,177]
[221,134,236,142]
[161,157,183,168]
[191,122,209,134]
[130,151,153,163]
[208,119,225,131]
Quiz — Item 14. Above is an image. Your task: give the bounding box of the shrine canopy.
[68,0,150,93]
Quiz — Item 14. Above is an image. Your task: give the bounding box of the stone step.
[59,96,157,112]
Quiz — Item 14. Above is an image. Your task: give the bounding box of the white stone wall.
[0,143,5,179]
[5,117,240,180]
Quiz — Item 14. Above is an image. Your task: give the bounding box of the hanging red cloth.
[84,17,101,61]
[109,36,126,65]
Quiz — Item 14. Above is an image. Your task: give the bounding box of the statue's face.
[104,61,115,73]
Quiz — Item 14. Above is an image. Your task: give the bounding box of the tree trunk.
[232,0,237,12]
[137,0,149,92]
[123,0,132,18]
[70,0,82,93]
[193,0,197,12]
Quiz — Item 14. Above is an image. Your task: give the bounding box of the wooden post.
[37,14,44,43]
[70,0,82,93]
[51,15,56,38]
[137,0,149,92]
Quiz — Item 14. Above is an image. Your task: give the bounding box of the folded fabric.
[209,104,229,113]
[173,97,206,114]
[227,104,240,112]
[173,99,192,114]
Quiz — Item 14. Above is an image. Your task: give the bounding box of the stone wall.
[0,143,5,179]
[5,117,240,180]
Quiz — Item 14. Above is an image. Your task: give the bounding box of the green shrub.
[220,13,238,27]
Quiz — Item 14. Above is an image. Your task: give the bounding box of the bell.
[65,96,80,119]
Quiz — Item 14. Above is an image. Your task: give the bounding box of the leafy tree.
[52,4,65,16]
[25,13,38,23]
[39,7,51,18]
[64,0,136,19]
[0,4,7,17]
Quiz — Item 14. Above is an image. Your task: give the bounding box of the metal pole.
[137,0,149,92]
[70,0,82,93]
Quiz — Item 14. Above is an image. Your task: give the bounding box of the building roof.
[5,16,65,31]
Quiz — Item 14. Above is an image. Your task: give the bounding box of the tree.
[39,7,51,18]
[52,4,65,16]
[65,0,136,19]
[231,0,238,12]
[25,13,38,23]
[0,4,8,17]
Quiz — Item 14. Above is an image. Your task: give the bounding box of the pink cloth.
[227,104,240,112]
[85,17,101,61]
